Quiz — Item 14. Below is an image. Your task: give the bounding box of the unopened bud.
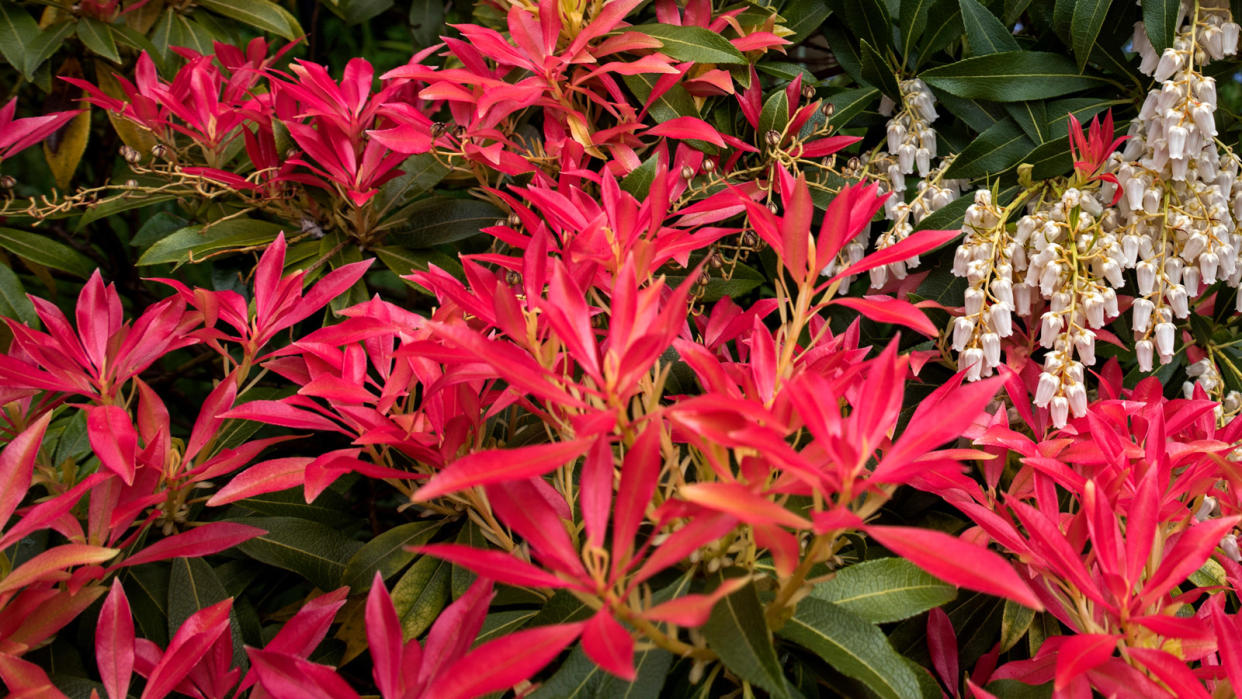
[151,144,170,160]
[505,270,521,286]
[821,102,835,117]
[0,175,14,190]
[764,130,782,148]
[119,145,141,163]
[801,84,817,101]
[741,231,757,247]
[506,212,521,227]
[702,159,716,173]
[125,179,138,188]
[681,165,695,180]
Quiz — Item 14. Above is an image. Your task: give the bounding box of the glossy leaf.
[234,516,363,590]
[959,0,1019,54]
[0,228,95,278]
[811,558,957,624]
[630,24,746,64]
[920,51,1108,101]
[702,578,792,699]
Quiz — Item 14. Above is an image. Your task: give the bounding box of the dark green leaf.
[136,219,284,266]
[959,0,1019,54]
[1005,101,1050,142]
[196,0,301,39]
[124,564,170,647]
[935,91,1007,132]
[628,24,747,64]
[1143,0,1180,53]
[0,263,37,327]
[782,0,831,43]
[77,18,120,64]
[390,555,451,639]
[373,246,460,283]
[920,51,1110,101]
[828,0,893,52]
[530,646,606,698]
[899,0,933,64]
[811,558,957,624]
[383,197,501,248]
[234,516,363,590]
[232,488,354,528]
[984,680,1053,699]
[703,578,792,699]
[0,228,95,278]
[777,597,921,699]
[0,4,39,78]
[342,0,393,25]
[341,521,443,592]
[165,15,214,56]
[913,190,972,232]
[917,0,964,60]
[409,0,445,47]
[825,87,880,128]
[944,118,1034,178]
[860,39,901,100]
[26,22,76,77]
[598,647,674,698]
[823,23,865,85]
[375,152,451,217]
[665,262,763,302]
[1071,0,1114,69]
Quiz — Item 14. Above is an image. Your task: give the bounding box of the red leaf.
[419,578,494,687]
[866,526,1043,610]
[87,405,138,486]
[1053,633,1118,691]
[581,610,634,681]
[206,457,312,507]
[239,589,349,692]
[580,437,613,549]
[366,572,404,699]
[412,544,575,589]
[926,608,959,695]
[1139,515,1241,608]
[423,622,583,699]
[1212,606,1242,692]
[640,576,749,627]
[115,523,266,569]
[1125,647,1209,699]
[96,580,134,699]
[874,376,1002,482]
[828,296,937,336]
[220,401,345,433]
[0,651,69,698]
[611,424,662,575]
[413,438,593,502]
[678,482,810,529]
[487,479,586,578]
[185,376,237,462]
[833,228,961,281]
[646,117,726,147]
[0,412,51,530]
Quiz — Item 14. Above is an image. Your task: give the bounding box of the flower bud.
[764,130,782,149]
[0,175,14,190]
[1074,330,1096,366]
[962,348,984,381]
[1066,382,1088,417]
[1136,261,1157,295]
[991,304,1013,337]
[1040,312,1062,348]
[1035,372,1058,407]
[1050,396,1070,429]
[119,145,142,163]
[1132,298,1154,333]
[1155,322,1176,357]
[1137,339,1155,372]
[952,316,975,352]
[981,332,1001,368]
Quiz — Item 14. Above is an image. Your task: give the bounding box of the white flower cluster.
[870,163,968,288]
[947,0,1242,428]
[880,79,939,191]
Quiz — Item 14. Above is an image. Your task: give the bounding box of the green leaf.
[598,646,674,698]
[936,92,1007,132]
[917,0,964,60]
[389,555,451,639]
[0,228,95,278]
[124,563,170,647]
[702,578,793,699]
[823,22,865,85]
[984,680,1053,698]
[166,14,214,56]
[383,197,501,248]
[1143,0,1180,53]
[232,487,353,528]
[959,0,1019,54]
[624,73,699,122]
[1071,0,1114,70]
[920,51,1110,101]
[198,0,302,38]
[620,154,658,198]
[77,18,120,63]
[168,557,246,671]
[777,597,921,699]
[26,22,75,77]
[898,0,932,63]
[944,118,1034,178]
[234,516,363,590]
[666,261,764,302]
[628,24,747,64]
[825,87,880,128]
[1005,101,1050,143]
[529,646,606,698]
[136,219,284,266]
[1000,599,1036,652]
[373,246,459,283]
[1189,558,1228,588]
[341,521,443,592]
[781,0,831,43]
[0,263,37,327]
[827,0,892,53]
[409,0,445,47]
[859,39,901,100]
[759,90,790,138]
[0,3,39,78]
[476,609,539,644]
[374,153,451,217]
[341,0,393,25]
[811,558,957,624]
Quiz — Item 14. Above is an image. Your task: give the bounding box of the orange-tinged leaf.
[0,544,118,595]
[679,482,810,529]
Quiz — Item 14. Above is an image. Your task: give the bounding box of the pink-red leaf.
[87,405,138,486]
[366,572,404,699]
[866,526,1043,610]
[581,610,634,681]
[205,457,312,507]
[115,523,266,569]
[1054,634,1119,691]
[678,482,810,529]
[646,117,726,147]
[412,544,574,589]
[423,622,583,699]
[0,544,118,595]
[828,296,937,337]
[96,580,134,699]
[0,413,51,530]
[413,438,593,502]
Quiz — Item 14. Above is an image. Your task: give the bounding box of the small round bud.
[494,219,507,228]
[764,130,782,148]
[681,165,695,180]
[284,149,298,161]
[119,145,141,163]
[505,270,522,286]
[702,159,716,173]
[801,84,817,101]
[150,144,170,160]
[0,175,14,190]
[708,252,723,269]
[507,212,521,227]
[821,102,835,117]
[125,179,138,188]
[767,202,779,214]
[741,231,758,247]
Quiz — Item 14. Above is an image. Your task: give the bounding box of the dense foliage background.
[5,0,1242,697]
